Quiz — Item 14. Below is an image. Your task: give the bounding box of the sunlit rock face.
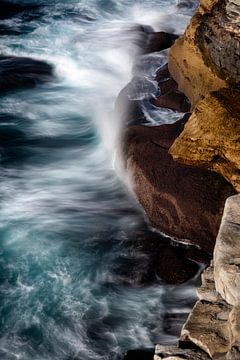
[168,0,240,106]
[170,89,240,192]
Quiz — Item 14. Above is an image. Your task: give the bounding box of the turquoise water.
[0,1,198,359]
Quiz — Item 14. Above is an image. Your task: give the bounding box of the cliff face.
[155,0,240,359]
[170,89,240,192]
[168,0,240,106]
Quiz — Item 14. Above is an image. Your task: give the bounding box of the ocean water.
[0,1,199,359]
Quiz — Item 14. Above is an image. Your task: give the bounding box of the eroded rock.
[168,0,240,106]
[214,195,240,307]
[155,345,210,359]
[123,118,236,254]
[181,299,232,358]
[170,89,240,192]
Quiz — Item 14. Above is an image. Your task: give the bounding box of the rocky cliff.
[121,0,240,358]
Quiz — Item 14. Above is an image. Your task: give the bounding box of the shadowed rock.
[0,56,54,93]
[145,32,179,54]
[152,91,190,112]
[123,349,154,360]
[123,117,236,254]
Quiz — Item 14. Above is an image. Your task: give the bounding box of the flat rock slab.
[170,89,240,192]
[181,299,232,358]
[123,118,236,254]
[155,345,210,359]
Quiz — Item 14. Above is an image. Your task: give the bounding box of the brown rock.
[145,32,178,54]
[156,246,199,284]
[155,64,170,83]
[123,118,236,254]
[153,91,190,112]
[168,0,233,106]
[170,89,240,192]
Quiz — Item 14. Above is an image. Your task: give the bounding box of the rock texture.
[155,195,240,360]
[123,118,236,254]
[154,345,210,360]
[169,89,240,192]
[168,0,240,106]
[214,195,240,307]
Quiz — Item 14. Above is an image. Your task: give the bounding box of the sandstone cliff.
[168,0,240,106]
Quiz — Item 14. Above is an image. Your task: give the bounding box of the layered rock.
[155,195,240,360]
[123,118,236,254]
[168,0,240,106]
[169,89,240,192]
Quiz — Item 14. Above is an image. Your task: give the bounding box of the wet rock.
[0,56,54,93]
[123,118,236,254]
[169,89,240,192]
[145,32,178,54]
[156,247,199,284]
[115,85,146,125]
[123,349,154,360]
[152,91,190,112]
[155,64,171,83]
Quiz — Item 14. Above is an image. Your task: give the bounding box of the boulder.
[145,32,178,54]
[170,89,240,192]
[123,117,236,254]
[168,0,240,106]
[0,56,54,93]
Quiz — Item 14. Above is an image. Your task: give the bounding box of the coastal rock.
[0,56,54,93]
[214,195,240,307]
[123,118,236,254]
[156,246,199,284]
[169,89,240,192]
[145,32,178,54]
[180,299,232,358]
[155,345,210,359]
[197,263,222,303]
[152,91,190,112]
[123,349,154,360]
[168,0,240,106]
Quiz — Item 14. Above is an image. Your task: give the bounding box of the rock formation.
[154,195,240,360]
[169,88,240,192]
[168,0,240,106]
[123,118,236,254]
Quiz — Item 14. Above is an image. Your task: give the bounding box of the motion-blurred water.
[0,1,198,359]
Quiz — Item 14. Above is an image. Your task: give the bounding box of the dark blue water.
[0,1,199,359]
